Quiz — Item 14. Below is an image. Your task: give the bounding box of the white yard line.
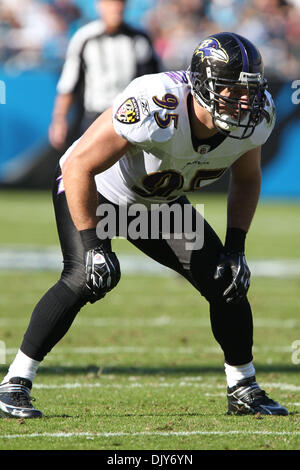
[76,317,300,329]
[0,249,300,277]
[1,430,300,440]
[31,381,221,390]
[3,345,297,356]
[0,316,299,329]
[28,381,300,392]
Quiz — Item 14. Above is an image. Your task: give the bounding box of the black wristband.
[79,228,101,251]
[224,227,246,253]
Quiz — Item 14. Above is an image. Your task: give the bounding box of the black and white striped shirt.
[57,20,159,113]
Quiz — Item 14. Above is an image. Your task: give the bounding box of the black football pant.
[20,169,253,366]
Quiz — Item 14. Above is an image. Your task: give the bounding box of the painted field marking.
[0,249,300,277]
[29,381,300,392]
[0,316,299,329]
[1,430,300,440]
[3,345,298,356]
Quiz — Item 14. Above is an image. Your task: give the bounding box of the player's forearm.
[62,161,99,230]
[227,169,261,233]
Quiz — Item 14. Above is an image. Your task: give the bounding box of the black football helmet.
[188,32,267,139]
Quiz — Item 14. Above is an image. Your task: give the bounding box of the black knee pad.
[191,263,233,304]
[190,275,223,303]
[61,263,108,304]
[60,262,89,298]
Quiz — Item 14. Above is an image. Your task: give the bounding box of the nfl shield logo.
[197,144,211,154]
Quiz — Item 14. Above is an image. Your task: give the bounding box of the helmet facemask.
[190,68,267,139]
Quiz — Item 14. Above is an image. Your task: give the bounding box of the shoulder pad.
[113,73,185,145]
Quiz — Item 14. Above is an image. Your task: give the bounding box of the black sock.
[21,281,87,361]
[209,297,253,365]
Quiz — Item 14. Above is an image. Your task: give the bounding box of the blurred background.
[0,3,299,430]
[0,0,300,197]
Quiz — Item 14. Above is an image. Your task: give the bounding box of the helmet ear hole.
[199,80,211,104]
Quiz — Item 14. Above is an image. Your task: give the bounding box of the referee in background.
[49,0,159,150]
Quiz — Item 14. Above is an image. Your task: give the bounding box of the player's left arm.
[227,145,261,233]
[214,146,261,303]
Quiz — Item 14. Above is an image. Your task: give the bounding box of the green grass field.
[0,190,299,451]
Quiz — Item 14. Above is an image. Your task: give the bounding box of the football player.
[0,32,288,418]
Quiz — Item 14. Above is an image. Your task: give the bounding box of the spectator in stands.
[48,0,159,150]
[0,0,71,70]
[1,0,300,80]
[145,0,300,78]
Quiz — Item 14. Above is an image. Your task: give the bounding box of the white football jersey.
[60,70,275,208]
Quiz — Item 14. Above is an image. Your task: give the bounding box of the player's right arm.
[61,106,131,231]
[61,106,131,302]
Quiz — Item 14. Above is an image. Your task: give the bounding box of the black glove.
[79,228,120,303]
[214,251,251,304]
[85,247,121,303]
